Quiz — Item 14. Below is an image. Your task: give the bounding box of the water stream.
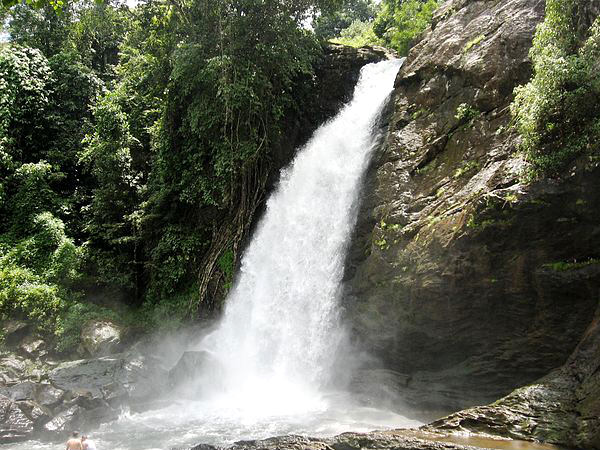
[189,58,405,417]
[3,60,422,450]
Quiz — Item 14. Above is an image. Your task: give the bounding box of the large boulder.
[43,405,84,433]
[0,394,34,442]
[36,383,65,409]
[79,320,123,357]
[6,382,37,402]
[0,355,27,384]
[49,352,168,407]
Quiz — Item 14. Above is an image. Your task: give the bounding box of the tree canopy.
[0,0,441,352]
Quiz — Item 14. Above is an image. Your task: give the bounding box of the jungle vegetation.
[4,0,595,353]
[0,0,443,352]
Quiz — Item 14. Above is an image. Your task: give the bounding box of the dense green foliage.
[313,0,376,40]
[512,0,600,177]
[330,17,382,47]
[0,0,343,352]
[373,0,439,55]
[321,0,439,54]
[0,40,100,349]
[0,0,438,352]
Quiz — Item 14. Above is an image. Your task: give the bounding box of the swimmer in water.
[82,434,97,450]
[66,431,83,450]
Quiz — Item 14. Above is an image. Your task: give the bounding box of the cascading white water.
[195,59,404,415]
[2,59,423,450]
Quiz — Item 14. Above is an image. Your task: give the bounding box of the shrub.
[0,212,84,341]
[0,263,64,332]
[373,0,439,55]
[331,20,383,47]
[2,212,82,282]
[512,0,600,177]
[455,103,480,123]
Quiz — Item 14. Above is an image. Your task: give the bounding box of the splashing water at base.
[193,58,405,416]
[1,60,424,450]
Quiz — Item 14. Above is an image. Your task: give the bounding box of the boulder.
[1,320,29,347]
[0,394,34,442]
[6,381,37,402]
[17,400,51,426]
[0,355,27,384]
[36,383,65,408]
[50,356,128,399]
[123,354,170,402]
[19,335,47,359]
[43,405,83,432]
[49,352,168,407]
[79,320,122,357]
[168,351,213,386]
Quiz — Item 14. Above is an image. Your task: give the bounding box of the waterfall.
[196,59,404,415]
[2,58,419,450]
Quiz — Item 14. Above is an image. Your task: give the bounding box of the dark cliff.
[343,0,600,447]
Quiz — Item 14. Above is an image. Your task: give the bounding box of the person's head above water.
[72,431,79,438]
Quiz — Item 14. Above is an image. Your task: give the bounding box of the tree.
[0,45,53,215]
[512,0,600,176]
[313,0,376,40]
[7,2,72,57]
[373,0,439,55]
[81,91,144,292]
[70,0,130,82]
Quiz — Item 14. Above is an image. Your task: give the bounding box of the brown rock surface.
[343,0,600,441]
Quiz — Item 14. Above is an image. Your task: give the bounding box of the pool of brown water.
[394,429,572,450]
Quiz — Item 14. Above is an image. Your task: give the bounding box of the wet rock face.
[343,0,600,422]
[0,351,168,443]
[427,301,600,449]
